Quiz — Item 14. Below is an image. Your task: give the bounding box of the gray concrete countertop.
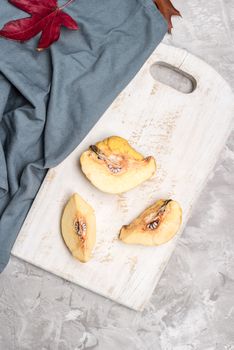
[0,1,234,349]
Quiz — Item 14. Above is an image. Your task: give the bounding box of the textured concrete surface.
[0,1,234,349]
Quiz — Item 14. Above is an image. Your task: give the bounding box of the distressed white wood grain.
[12,44,234,311]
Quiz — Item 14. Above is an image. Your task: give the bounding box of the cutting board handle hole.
[150,62,197,94]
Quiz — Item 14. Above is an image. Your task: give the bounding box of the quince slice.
[61,193,96,262]
[119,199,182,246]
[80,136,156,194]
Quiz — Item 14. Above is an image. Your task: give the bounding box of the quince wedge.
[119,199,182,246]
[61,193,96,262]
[80,136,156,194]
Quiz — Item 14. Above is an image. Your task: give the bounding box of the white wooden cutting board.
[12,44,234,311]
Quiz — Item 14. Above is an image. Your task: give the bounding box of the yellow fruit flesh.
[61,193,96,262]
[80,136,156,194]
[119,199,182,246]
[96,136,144,161]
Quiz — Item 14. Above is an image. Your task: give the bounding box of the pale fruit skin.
[61,193,96,262]
[119,199,182,246]
[80,136,156,194]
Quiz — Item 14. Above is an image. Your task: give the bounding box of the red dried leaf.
[154,0,181,33]
[0,0,79,51]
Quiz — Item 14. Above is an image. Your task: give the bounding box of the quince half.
[80,136,156,194]
[119,199,182,246]
[61,193,96,262]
